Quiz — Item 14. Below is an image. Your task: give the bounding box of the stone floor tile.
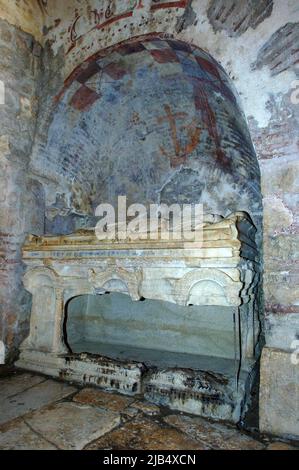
[0,419,57,450]
[0,379,78,425]
[0,372,45,400]
[73,388,134,412]
[25,402,121,450]
[164,414,265,450]
[85,416,207,450]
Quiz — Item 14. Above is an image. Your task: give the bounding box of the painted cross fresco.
[51,37,260,223]
[157,104,201,167]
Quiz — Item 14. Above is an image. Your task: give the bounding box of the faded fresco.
[36,37,261,233]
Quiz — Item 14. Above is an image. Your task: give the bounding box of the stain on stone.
[253,22,299,76]
[160,168,204,205]
[207,0,274,37]
[144,373,236,421]
[175,0,197,33]
[249,92,299,161]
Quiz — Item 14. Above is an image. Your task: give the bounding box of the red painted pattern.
[118,42,146,55]
[150,0,188,10]
[55,33,173,103]
[76,61,101,84]
[70,85,101,111]
[67,11,134,55]
[150,48,179,63]
[95,11,133,31]
[67,1,187,55]
[196,56,236,105]
[192,78,231,169]
[265,304,299,314]
[103,62,128,80]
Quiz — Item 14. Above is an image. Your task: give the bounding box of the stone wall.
[0,16,44,361]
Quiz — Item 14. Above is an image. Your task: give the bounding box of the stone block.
[260,347,299,439]
[0,419,57,450]
[0,378,77,425]
[265,234,299,261]
[264,271,299,307]
[0,372,45,400]
[260,156,299,196]
[266,442,299,450]
[85,416,204,450]
[0,135,10,154]
[130,401,161,416]
[25,402,120,450]
[263,196,293,234]
[264,313,299,350]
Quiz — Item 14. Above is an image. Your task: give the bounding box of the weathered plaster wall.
[0,14,44,361]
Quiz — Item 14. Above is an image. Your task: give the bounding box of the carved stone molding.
[88,266,142,301]
[174,268,242,306]
[23,266,60,293]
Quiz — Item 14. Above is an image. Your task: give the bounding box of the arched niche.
[33,36,262,243]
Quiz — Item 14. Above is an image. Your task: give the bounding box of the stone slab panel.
[260,347,299,439]
[25,402,120,450]
[0,378,77,425]
[264,313,299,350]
[0,419,57,450]
[0,372,45,400]
[85,416,204,450]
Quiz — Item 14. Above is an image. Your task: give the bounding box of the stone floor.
[0,368,298,450]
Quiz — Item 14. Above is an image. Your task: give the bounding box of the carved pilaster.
[21,267,67,354]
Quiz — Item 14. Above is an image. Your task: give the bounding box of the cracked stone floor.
[0,368,298,451]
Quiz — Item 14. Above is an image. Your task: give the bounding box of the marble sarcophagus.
[16,212,261,422]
